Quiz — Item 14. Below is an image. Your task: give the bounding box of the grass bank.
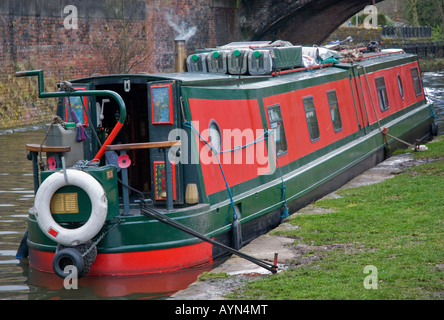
[227,137,444,300]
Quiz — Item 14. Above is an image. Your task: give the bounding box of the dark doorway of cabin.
[95,83,151,200]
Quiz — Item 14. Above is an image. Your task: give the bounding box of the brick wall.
[0,0,149,78]
[0,0,240,129]
[147,0,239,72]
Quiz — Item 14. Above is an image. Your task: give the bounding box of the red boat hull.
[29,241,213,276]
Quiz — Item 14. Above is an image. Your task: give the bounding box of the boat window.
[63,87,88,125]
[303,96,320,142]
[398,74,404,100]
[326,90,342,132]
[411,67,422,96]
[375,76,389,111]
[266,104,288,156]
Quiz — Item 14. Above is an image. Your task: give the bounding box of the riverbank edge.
[169,138,440,300]
[419,58,444,72]
[0,124,45,136]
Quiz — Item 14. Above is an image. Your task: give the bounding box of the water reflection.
[0,71,443,299]
[423,71,444,133]
[26,262,216,300]
[0,128,42,300]
[0,128,223,300]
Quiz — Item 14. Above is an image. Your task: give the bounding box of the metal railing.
[381,42,444,58]
[381,26,432,38]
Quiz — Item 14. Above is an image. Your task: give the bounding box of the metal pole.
[174,39,187,72]
[29,151,39,194]
[120,151,130,215]
[15,70,127,161]
[140,205,278,274]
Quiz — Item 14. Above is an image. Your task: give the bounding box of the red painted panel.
[262,78,360,166]
[188,98,270,195]
[187,62,424,195]
[360,61,424,125]
[90,241,213,275]
[153,161,177,201]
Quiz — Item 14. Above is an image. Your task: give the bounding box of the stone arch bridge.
[239,0,384,45]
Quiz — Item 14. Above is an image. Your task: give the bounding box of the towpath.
[170,152,419,300]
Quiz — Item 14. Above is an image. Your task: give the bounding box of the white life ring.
[34,169,108,246]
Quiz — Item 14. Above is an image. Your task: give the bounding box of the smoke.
[165,13,197,41]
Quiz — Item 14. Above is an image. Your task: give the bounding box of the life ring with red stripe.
[34,169,108,246]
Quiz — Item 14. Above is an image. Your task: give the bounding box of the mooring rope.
[38,116,65,171]
[274,147,289,221]
[183,121,290,221]
[183,121,238,220]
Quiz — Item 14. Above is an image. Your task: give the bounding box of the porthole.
[208,120,221,153]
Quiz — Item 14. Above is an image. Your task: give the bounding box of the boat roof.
[70,71,240,86]
[70,49,417,89]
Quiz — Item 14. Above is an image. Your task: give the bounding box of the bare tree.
[404,0,419,26]
[435,0,444,34]
[94,0,152,74]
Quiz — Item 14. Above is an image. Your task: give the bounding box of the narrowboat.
[16,40,437,278]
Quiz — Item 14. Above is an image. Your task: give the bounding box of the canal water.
[422,71,444,126]
[0,71,443,300]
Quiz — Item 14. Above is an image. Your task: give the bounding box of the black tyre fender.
[52,247,85,279]
[53,241,97,279]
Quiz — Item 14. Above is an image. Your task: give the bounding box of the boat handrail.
[16,69,127,161]
[26,143,71,153]
[340,49,405,63]
[271,63,334,76]
[105,141,181,151]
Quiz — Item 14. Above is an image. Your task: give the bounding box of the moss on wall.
[0,72,58,130]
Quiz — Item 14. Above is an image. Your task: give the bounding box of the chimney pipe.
[174,39,187,72]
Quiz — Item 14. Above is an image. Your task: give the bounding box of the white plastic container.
[228,49,250,75]
[207,50,228,74]
[248,50,273,75]
[45,123,85,167]
[301,46,320,62]
[186,53,208,72]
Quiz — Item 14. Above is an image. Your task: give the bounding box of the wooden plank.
[105,141,181,151]
[26,144,71,153]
